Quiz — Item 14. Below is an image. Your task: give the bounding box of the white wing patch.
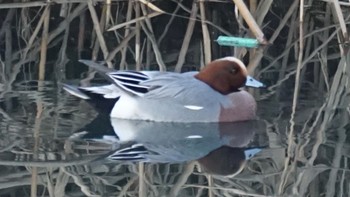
[184,105,204,110]
[186,135,203,139]
[80,84,122,99]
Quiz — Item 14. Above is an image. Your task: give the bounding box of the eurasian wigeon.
[64,57,265,122]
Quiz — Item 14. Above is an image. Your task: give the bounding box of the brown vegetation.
[0,0,349,196]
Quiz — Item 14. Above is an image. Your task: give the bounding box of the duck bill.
[245,76,266,88]
[244,147,262,159]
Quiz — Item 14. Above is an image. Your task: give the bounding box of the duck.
[63,57,265,122]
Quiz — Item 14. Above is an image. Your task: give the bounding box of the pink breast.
[219,91,257,122]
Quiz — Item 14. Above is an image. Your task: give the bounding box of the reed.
[0,0,349,196]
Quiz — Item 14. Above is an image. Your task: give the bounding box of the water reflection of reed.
[0,97,349,196]
[0,79,349,195]
[2,89,349,197]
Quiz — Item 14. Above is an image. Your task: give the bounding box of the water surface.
[0,80,348,197]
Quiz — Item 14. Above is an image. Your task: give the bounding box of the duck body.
[64,57,264,122]
[112,79,256,122]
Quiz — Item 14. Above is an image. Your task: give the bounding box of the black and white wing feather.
[107,71,151,96]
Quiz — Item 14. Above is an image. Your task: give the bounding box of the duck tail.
[63,84,90,99]
[63,84,119,114]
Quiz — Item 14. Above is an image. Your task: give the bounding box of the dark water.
[0,81,349,197]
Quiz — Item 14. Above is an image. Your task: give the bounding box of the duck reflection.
[197,146,261,177]
[71,115,265,176]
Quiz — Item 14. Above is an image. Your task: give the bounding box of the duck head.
[195,57,264,95]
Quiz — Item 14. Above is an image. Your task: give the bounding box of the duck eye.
[230,68,237,74]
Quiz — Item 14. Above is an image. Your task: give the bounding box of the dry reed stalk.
[259,26,341,100]
[22,7,50,60]
[157,1,181,46]
[143,165,158,196]
[246,47,264,75]
[1,6,72,94]
[140,5,166,71]
[263,23,343,77]
[294,164,329,196]
[78,12,86,59]
[322,0,350,6]
[117,175,138,197]
[307,53,350,168]
[250,0,257,14]
[255,0,272,26]
[139,34,147,69]
[279,0,305,194]
[119,0,133,70]
[90,4,106,58]
[331,0,348,44]
[108,12,163,31]
[4,13,12,81]
[30,167,38,197]
[20,7,32,40]
[0,9,15,41]
[88,1,111,67]
[0,0,119,9]
[339,164,347,197]
[139,3,157,33]
[326,128,346,197]
[199,0,211,65]
[174,1,198,72]
[30,96,44,197]
[135,2,141,71]
[170,0,234,37]
[146,38,151,69]
[247,0,298,74]
[139,163,145,197]
[299,16,314,86]
[169,162,195,197]
[199,41,204,69]
[234,2,246,36]
[106,30,136,62]
[207,174,214,197]
[319,5,331,91]
[259,20,342,92]
[248,0,257,71]
[56,5,72,81]
[318,52,330,91]
[39,5,51,81]
[62,167,99,196]
[269,0,299,43]
[232,0,266,44]
[0,1,48,9]
[276,12,297,98]
[183,184,272,197]
[105,0,111,27]
[46,172,55,197]
[298,110,325,161]
[139,0,164,12]
[50,168,70,197]
[59,3,68,17]
[5,3,87,88]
